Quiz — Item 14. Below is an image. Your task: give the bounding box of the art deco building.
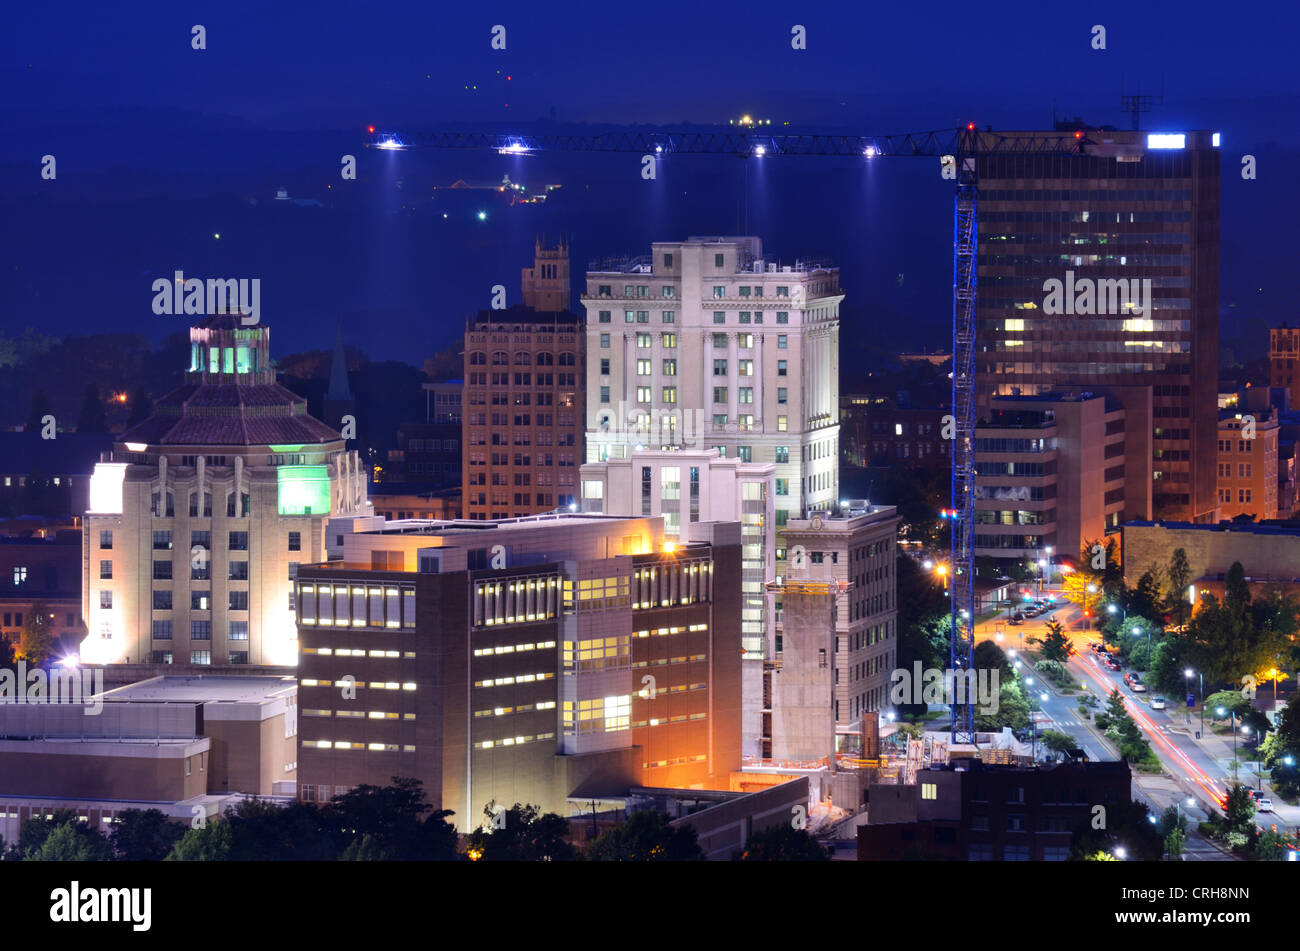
[82,316,367,668]
[294,512,742,826]
[583,236,841,573]
[976,128,1220,522]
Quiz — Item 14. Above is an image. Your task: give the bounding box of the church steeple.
[327,323,353,401]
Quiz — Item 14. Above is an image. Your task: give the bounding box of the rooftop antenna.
[1120,75,1164,131]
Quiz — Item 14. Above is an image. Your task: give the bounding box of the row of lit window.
[473,640,557,657]
[302,710,416,720]
[473,672,556,688]
[301,648,412,658]
[632,623,708,637]
[643,754,708,769]
[473,700,557,718]
[307,740,416,752]
[641,654,708,667]
[476,732,556,750]
[300,679,416,690]
[638,713,708,727]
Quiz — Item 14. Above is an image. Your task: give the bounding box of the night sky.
[2,0,1297,365]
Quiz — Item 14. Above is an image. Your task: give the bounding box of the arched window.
[536,352,554,366]
[514,352,532,366]
[469,351,487,365]
[491,351,509,366]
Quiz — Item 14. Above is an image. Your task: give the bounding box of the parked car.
[1104,657,1122,671]
[1090,642,1105,654]
[1009,613,1024,624]
[1257,797,1274,813]
[1150,696,1167,710]
[1250,788,1266,802]
[1125,672,1147,693]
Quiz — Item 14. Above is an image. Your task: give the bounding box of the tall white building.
[82,316,367,669]
[582,236,841,573]
[580,448,774,757]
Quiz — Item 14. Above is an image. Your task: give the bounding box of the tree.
[75,383,107,433]
[1205,690,1250,720]
[1128,567,1165,624]
[737,824,829,861]
[975,679,1030,732]
[1164,827,1186,861]
[972,640,1013,683]
[1039,619,1071,662]
[166,820,232,861]
[17,603,55,666]
[1095,689,1156,764]
[586,810,704,861]
[24,821,111,862]
[1069,800,1163,861]
[1220,783,1258,844]
[1147,637,1188,700]
[1255,829,1290,861]
[321,777,457,861]
[1166,548,1192,628]
[1062,570,1104,621]
[1039,729,1077,760]
[467,802,576,861]
[111,809,186,861]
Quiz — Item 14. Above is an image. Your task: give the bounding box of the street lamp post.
[1186,669,1203,739]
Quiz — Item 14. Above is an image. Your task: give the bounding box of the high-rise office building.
[976,128,1220,522]
[295,512,742,826]
[462,305,585,520]
[82,316,367,668]
[582,236,841,571]
[579,448,773,757]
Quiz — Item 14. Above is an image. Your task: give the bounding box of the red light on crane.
[367,126,375,134]
[967,123,975,131]
[1074,130,1083,139]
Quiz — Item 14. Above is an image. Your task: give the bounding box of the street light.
[1185,668,1204,739]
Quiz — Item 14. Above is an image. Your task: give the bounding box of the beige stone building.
[82,315,366,668]
[1215,409,1279,520]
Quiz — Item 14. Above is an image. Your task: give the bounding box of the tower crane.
[369,124,1092,743]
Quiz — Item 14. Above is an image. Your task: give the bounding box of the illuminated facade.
[294,512,742,828]
[582,236,841,573]
[462,305,585,519]
[82,315,366,668]
[1216,409,1278,520]
[579,448,774,757]
[976,129,1220,523]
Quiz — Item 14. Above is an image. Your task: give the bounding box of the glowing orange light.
[967,123,975,131]
[367,126,375,134]
[1074,130,1083,139]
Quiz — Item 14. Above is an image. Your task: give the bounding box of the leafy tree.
[111,809,186,861]
[972,639,1013,684]
[1164,827,1186,861]
[1039,619,1071,662]
[1095,689,1156,764]
[1255,829,1290,861]
[18,602,55,665]
[1039,729,1077,759]
[1165,548,1192,628]
[1069,800,1162,861]
[166,820,232,861]
[467,802,576,861]
[24,821,111,862]
[737,824,829,861]
[0,633,16,672]
[75,382,107,433]
[1155,804,1188,839]
[1147,638,1189,700]
[975,679,1030,732]
[1128,567,1166,624]
[1220,783,1258,844]
[893,554,950,717]
[1062,570,1104,621]
[586,810,704,861]
[1206,690,1250,720]
[322,777,457,861]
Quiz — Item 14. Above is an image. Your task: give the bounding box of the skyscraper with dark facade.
[975,128,1219,523]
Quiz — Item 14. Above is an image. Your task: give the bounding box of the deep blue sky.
[2,0,1297,365]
